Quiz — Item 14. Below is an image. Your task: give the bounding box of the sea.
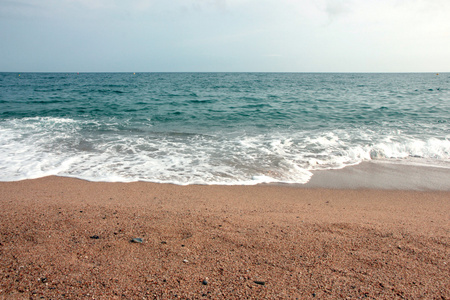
[1,72,449,185]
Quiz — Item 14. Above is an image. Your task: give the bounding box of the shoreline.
[2,160,449,191]
[1,176,449,298]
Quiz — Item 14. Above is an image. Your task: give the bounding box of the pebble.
[254,281,265,285]
[202,280,208,285]
[90,235,100,239]
[131,238,143,243]
[183,259,189,263]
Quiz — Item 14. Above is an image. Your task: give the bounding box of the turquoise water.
[1,72,449,184]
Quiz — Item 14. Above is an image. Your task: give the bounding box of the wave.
[0,117,448,184]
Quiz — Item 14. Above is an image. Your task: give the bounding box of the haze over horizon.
[1,0,449,73]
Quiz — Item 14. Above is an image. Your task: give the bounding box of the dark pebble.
[202,280,208,285]
[254,281,265,285]
[41,278,47,283]
[131,238,143,243]
[90,235,100,239]
[161,241,167,244]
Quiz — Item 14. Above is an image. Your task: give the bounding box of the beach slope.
[1,176,449,299]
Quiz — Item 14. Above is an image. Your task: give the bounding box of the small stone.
[90,235,100,239]
[161,241,167,244]
[254,281,265,285]
[40,278,47,283]
[202,280,208,285]
[131,238,143,243]
[183,259,189,263]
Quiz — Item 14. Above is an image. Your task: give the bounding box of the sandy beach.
[1,175,449,299]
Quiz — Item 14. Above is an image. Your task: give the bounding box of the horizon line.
[1,71,447,74]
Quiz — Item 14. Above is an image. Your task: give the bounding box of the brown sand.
[0,176,449,299]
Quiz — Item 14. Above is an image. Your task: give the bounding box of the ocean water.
[1,72,449,185]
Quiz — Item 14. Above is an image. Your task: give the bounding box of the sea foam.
[0,116,449,184]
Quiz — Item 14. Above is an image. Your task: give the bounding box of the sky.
[0,0,449,72]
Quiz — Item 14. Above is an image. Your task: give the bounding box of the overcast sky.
[1,0,449,72]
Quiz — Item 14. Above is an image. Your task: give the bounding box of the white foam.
[0,117,449,184]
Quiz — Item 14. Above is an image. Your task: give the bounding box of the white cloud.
[324,0,352,21]
[1,0,449,71]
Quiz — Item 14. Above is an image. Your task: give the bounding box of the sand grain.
[0,176,449,299]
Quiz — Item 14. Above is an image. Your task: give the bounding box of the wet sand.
[0,176,449,299]
[304,161,450,191]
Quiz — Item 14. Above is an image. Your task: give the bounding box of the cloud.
[324,0,351,21]
[0,0,42,18]
[1,0,449,72]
